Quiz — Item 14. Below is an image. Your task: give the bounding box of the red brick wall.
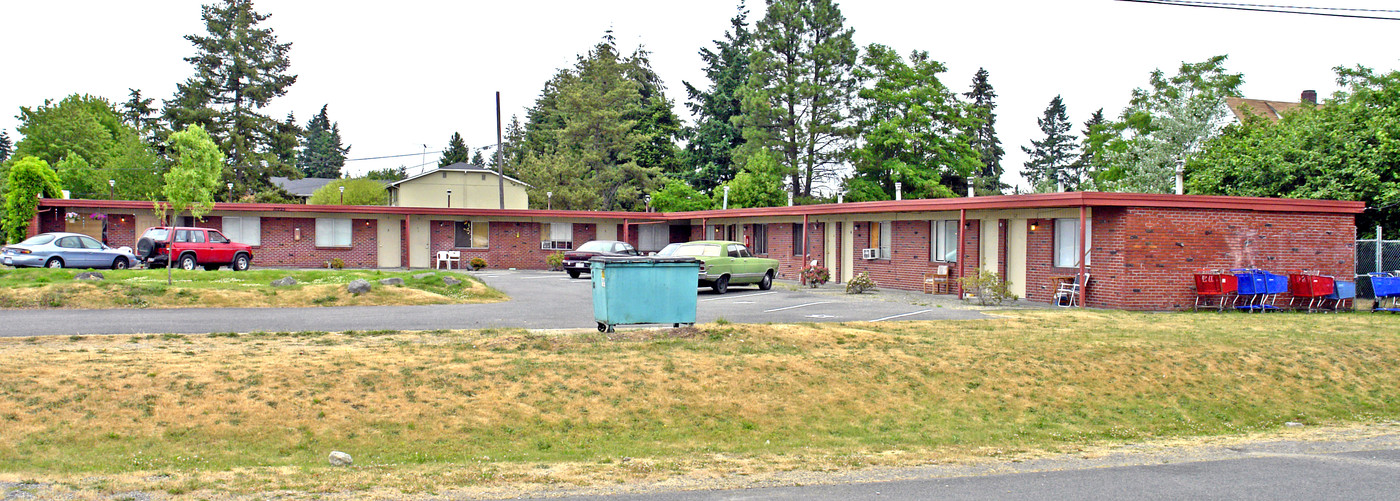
[253,217,378,268]
[1024,211,1108,305]
[1110,208,1354,310]
[426,222,596,270]
[958,220,982,292]
[107,214,136,248]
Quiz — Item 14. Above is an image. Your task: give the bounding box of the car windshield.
[143,228,169,240]
[576,241,614,252]
[19,234,55,246]
[666,244,722,257]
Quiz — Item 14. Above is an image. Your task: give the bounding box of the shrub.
[845,272,878,294]
[959,269,1018,306]
[327,258,345,270]
[470,257,487,270]
[545,251,565,271]
[801,265,830,288]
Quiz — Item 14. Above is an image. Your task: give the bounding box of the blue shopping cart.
[1370,272,1400,313]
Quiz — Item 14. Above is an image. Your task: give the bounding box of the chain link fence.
[1354,232,1400,298]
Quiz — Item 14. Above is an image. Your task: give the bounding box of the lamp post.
[108,179,115,200]
[547,191,552,210]
[339,185,345,204]
[723,185,730,210]
[644,194,651,212]
[227,182,234,201]
[895,181,903,201]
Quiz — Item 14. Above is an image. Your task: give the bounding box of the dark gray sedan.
[1,232,137,269]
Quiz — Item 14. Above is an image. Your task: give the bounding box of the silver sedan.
[1,232,137,269]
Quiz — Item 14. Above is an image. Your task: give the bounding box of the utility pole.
[496,91,505,210]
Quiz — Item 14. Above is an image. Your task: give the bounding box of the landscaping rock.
[271,276,298,287]
[347,279,372,295]
[442,276,462,286]
[413,272,436,280]
[378,277,404,286]
[329,451,353,466]
[74,272,105,281]
[1285,421,1305,427]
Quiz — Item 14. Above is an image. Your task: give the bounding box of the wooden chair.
[436,250,461,269]
[923,265,951,294]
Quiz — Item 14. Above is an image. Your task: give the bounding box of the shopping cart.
[1287,270,1336,312]
[1370,272,1400,313]
[1322,280,1355,312]
[1193,269,1237,311]
[1233,269,1286,312]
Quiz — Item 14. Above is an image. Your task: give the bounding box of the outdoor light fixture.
[227,182,234,200]
[340,185,346,204]
[1030,221,1039,231]
[547,191,553,210]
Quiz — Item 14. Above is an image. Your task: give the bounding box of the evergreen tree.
[1021,95,1079,192]
[0,130,11,163]
[297,105,349,178]
[739,0,859,200]
[470,149,486,166]
[364,166,407,181]
[270,112,301,178]
[122,88,160,141]
[964,68,1006,195]
[682,2,753,193]
[1069,108,1107,191]
[439,132,471,167]
[162,0,298,196]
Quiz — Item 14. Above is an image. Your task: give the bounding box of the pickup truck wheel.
[568,270,581,279]
[712,275,729,294]
[758,272,773,290]
[179,254,197,271]
[232,253,250,271]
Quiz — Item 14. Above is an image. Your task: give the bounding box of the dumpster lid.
[589,256,700,264]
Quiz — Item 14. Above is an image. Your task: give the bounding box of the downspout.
[1077,205,1087,308]
[957,208,966,299]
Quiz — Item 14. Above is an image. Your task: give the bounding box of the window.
[208,231,229,244]
[78,236,104,249]
[190,230,205,243]
[175,229,192,243]
[1054,218,1092,268]
[316,218,352,247]
[222,216,261,246]
[454,221,488,248]
[932,220,958,262]
[792,223,804,256]
[541,222,573,250]
[869,221,891,259]
[56,236,81,248]
[750,224,767,254]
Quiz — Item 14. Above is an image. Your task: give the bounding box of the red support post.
[622,219,629,245]
[802,213,810,265]
[1077,205,1087,308]
[956,208,966,299]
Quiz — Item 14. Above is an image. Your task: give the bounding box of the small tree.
[307,178,388,206]
[649,178,711,212]
[159,125,224,283]
[3,157,64,243]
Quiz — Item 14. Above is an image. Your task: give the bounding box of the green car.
[657,240,779,294]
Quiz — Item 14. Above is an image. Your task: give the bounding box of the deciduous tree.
[307,178,386,206]
[650,178,712,212]
[3,157,63,243]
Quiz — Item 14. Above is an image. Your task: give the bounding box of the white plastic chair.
[1055,273,1089,307]
[436,250,461,269]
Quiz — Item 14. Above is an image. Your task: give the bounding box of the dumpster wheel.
[597,322,614,333]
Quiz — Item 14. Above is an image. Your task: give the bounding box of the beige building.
[387,163,529,209]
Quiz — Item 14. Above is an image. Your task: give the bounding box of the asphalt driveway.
[0,269,999,337]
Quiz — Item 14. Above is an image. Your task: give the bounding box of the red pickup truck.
[135,226,254,271]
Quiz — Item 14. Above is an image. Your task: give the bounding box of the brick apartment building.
[35,192,1362,311]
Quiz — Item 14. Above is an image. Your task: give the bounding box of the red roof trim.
[39,191,1364,221]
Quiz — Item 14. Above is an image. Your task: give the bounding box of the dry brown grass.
[2,310,1400,498]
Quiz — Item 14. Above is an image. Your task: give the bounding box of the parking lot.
[0,269,996,337]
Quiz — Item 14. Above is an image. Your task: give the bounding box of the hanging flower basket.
[65,212,80,223]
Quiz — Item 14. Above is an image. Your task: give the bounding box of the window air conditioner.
[540,241,553,250]
[862,248,880,260]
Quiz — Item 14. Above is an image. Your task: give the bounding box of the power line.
[344,151,437,162]
[1117,0,1400,20]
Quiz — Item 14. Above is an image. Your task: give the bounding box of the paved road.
[551,437,1400,500]
[0,269,989,336]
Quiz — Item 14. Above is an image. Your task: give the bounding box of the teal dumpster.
[591,256,700,332]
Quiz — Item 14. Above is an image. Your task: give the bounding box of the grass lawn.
[0,267,504,308]
[2,310,1399,497]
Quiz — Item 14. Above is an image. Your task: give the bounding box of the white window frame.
[541,222,573,250]
[932,220,958,262]
[315,218,352,247]
[1054,218,1091,268]
[222,216,261,246]
[878,221,892,260]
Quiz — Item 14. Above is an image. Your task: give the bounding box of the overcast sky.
[3,0,1398,193]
